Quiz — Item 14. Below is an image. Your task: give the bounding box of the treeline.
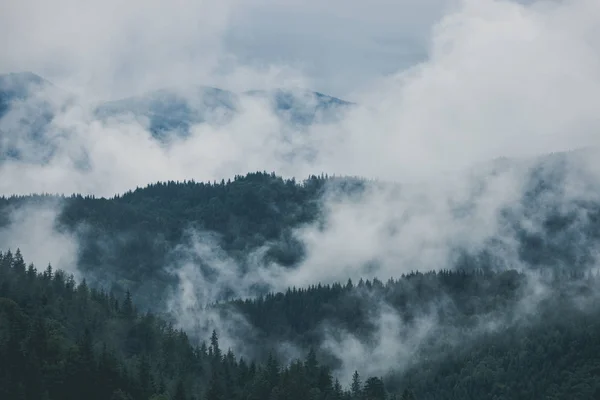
[1,166,598,309]
[4,247,600,399]
[226,268,597,345]
[0,172,369,306]
[224,268,600,399]
[226,269,527,346]
[0,249,413,400]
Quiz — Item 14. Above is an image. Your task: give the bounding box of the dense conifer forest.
[0,173,367,304]
[1,162,600,400]
[227,269,600,399]
[2,162,599,306]
[3,247,600,399]
[2,0,599,396]
[0,249,402,400]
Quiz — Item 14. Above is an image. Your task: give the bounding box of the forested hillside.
[3,249,600,399]
[0,172,367,304]
[2,152,600,400]
[3,0,600,398]
[1,151,599,306]
[226,269,600,399]
[0,249,395,400]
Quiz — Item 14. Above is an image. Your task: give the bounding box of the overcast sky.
[1,0,599,196]
[4,0,600,381]
[0,0,458,99]
[223,0,456,97]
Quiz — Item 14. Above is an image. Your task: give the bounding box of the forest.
[0,172,366,305]
[3,249,600,399]
[2,0,599,397]
[0,249,404,400]
[2,164,600,399]
[1,159,598,307]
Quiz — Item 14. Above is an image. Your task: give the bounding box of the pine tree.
[77,279,90,300]
[333,379,344,400]
[13,248,26,275]
[363,377,385,400]
[305,348,319,384]
[43,263,53,280]
[265,353,280,387]
[351,371,362,399]
[210,329,222,361]
[26,263,37,280]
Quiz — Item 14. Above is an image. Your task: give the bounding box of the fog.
[1,0,600,384]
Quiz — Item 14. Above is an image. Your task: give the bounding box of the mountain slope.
[0,72,353,151]
[1,147,599,308]
[222,268,600,399]
[0,249,380,400]
[0,72,68,162]
[94,86,240,138]
[3,248,600,399]
[0,72,52,116]
[95,86,352,136]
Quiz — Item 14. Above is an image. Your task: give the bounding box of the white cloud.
[2,0,600,379]
[1,0,599,286]
[1,0,456,98]
[0,201,80,278]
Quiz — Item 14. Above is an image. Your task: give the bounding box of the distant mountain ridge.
[0,72,70,162]
[0,72,353,149]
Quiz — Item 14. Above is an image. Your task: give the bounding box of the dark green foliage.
[3,163,600,399]
[0,172,339,306]
[351,371,362,399]
[363,377,385,400]
[226,269,528,350]
[7,245,600,399]
[1,163,597,311]
[226,268,600,400]
[0,249,378,400]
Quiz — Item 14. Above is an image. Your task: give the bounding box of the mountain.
[0,72,69,162]
[94,86,240,138]
[1,147,598,307]
[4,71,600,399]
[3,248,600,399]
[0,72,52,116]
[0,249,376,400]
[224,268,600,399]
[0,172,330,305]
[0,72,353,150]
[95,86,353,137]
[244,88,353,125]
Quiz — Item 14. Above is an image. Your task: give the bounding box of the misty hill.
[221,268,600,399]
[0,72,52,116]
[0,172,332,304]
[1,147,599,306]
[94,86,239,137]
[3,248,600,399]
[244,88,353,125]
[0,72,72,162]
[96,86,352,137]
[0,249,380,400]
[0,72,353,152]
[1,135,600,399]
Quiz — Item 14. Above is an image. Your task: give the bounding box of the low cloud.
[0,199,80,279]
[2,0,600,384]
